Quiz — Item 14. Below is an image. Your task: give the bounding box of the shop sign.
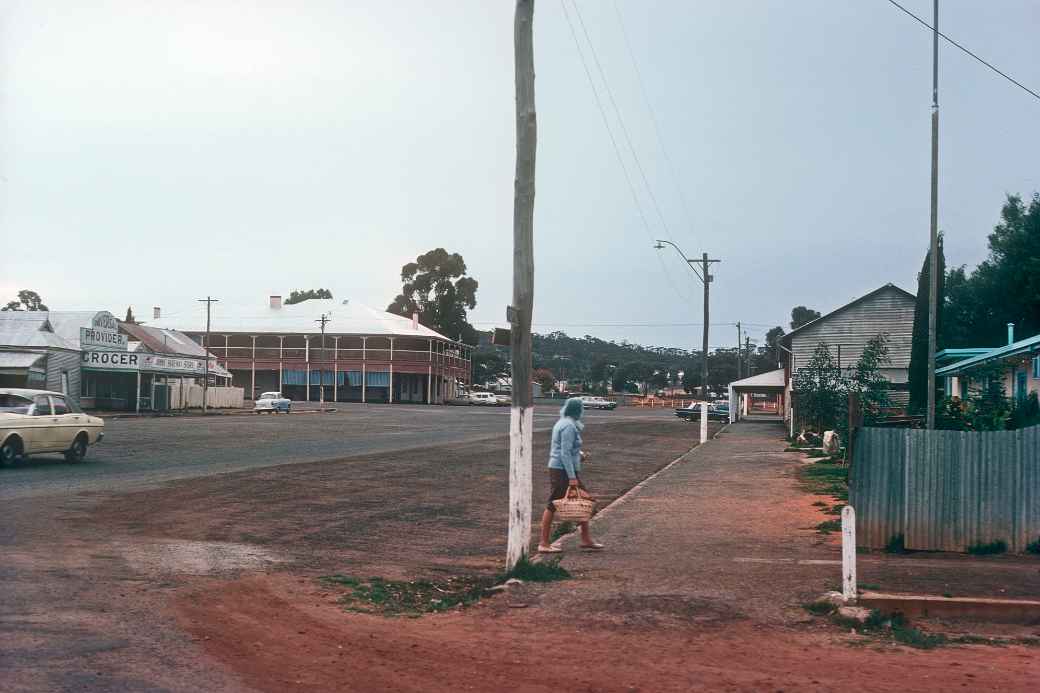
[81,350,207,374]
[80,327,128,351]
[82,350,140,371]
[142,354,206,374]
[80,311,127,351]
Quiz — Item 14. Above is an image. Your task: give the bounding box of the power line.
[612,0,697,247]
[570,1,680,250]
[558,0,692,303]
[884,0,1040,102]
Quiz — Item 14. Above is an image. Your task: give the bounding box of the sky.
[2,0,1038,351]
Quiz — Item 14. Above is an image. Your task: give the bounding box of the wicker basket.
[553,487,596,523]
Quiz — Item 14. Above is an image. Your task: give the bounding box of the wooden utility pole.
[654,242,719,400]
[698,253,720,400]
[507,0,536,571]
[197,296,219,412]
[735,322,742,380]
[316,313,330,407]
[926,0,940,429]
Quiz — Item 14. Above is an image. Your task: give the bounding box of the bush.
[966,540,1008,555]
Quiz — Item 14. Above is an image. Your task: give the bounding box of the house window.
[1033,355,1040,379]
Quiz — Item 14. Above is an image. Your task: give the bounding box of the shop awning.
[0,351,46,374]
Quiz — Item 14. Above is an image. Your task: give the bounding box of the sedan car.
[468,392,499,406]
[580,396,617,410]
[674,402,729,421]
[255,391,292,413]
[0,388,105,465]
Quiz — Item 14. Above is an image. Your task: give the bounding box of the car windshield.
[0,393,33,414]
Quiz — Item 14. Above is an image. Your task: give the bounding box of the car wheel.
[1,437,22,466]
[65,435,88,464]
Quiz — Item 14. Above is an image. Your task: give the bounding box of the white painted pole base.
[700,401,708,444]
[506,405,534,570]
[842,505,857,602]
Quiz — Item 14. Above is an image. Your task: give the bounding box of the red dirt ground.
[175,572,1038,693]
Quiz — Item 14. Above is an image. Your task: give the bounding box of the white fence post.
[700,401,708,444]
[842,505,857,602]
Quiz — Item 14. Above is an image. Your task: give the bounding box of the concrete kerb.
[532,422,732,562]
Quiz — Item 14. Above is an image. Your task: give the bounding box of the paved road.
[0,403,675,500]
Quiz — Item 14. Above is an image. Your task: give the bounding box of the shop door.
[154,384,170,411]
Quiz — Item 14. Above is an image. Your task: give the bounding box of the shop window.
[1034,355,1040,379]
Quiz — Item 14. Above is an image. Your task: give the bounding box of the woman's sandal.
[580,542,605,551]
[537,544,563,554]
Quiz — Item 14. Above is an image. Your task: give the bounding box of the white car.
[468,392,498,406]
[255,391,292,413]
[0,388,105,465]
[580,396,617,410]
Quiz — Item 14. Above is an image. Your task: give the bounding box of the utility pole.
[506,0,536,572]
[745,336,752,376]
[926,0,940,430]
[316,313,330,407]
[735,322,742,380]
[197,296,219,412]
[655,241,720,400]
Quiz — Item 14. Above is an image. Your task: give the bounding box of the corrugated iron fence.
[850,425,1040,553]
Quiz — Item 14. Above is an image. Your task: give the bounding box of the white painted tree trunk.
[841,505,857,602]
[506,0,536,571]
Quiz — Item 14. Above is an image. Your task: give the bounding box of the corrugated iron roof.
[0,312,78,350]
[729,368,786,389]
[147,299,453,340]
[936,332,1040,376]
[0,351,47,370]
[120,322,210,358]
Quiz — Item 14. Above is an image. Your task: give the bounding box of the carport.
[727,369,785,423]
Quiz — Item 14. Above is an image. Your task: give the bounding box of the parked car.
[468,392,499,406]
[255,391,292,413]
[0,388,105,465]
[580,396,617,410]
[674,401,729,421]
[494,393,512,406]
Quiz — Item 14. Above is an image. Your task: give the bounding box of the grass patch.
[803,600,837,616]
[319,574,493,617]
[816,519,842,535]
[798,459,849,503]
[1026,537,1040,554]
[550,521,576,542]
[319,557,570,618]
[966,540,1008,555]
[503,556,571,583]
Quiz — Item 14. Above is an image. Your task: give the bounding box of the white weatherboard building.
[149,296,472,404]
[780,283,916,426]
[0,310,230,411]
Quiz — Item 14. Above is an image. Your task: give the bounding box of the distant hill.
[472,330,777,395]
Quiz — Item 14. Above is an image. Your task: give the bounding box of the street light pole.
[654,240,720,400]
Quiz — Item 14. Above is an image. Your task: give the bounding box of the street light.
[654,240,720,400]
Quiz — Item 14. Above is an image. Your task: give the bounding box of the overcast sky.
[2,1,1038,350]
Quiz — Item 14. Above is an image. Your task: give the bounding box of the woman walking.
[538,397,604,553]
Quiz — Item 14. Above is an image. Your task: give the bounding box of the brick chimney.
[153,306,161,320]
[270,295,282,309]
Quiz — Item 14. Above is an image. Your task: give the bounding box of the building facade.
[938,325,1040,404]
[0,310,229,411]
[780,283,916,424]
[151,296,472,404]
